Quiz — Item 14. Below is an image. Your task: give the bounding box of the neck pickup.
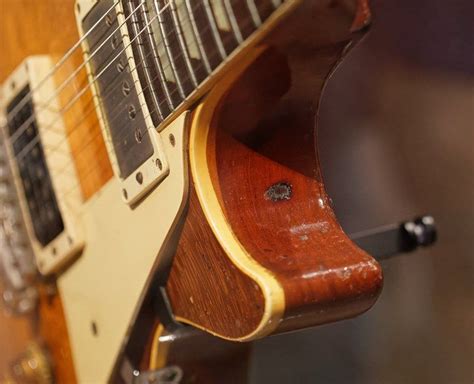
[80,0,291,204]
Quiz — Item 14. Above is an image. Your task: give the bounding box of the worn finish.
[37,285,77,384]
[0,284,76,383]
[0,283,33,376]
[167,186,267,339]
[0,1,87,381]
[214,2,383,332]
[167,0,382,339]
[1,0,381,379]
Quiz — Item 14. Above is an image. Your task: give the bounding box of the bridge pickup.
[79,0,170,205]
[1,57,85,275]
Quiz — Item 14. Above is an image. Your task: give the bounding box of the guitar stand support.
[153,286,184,331]
[119,216,437,383]
[154,215,438,333]
[350,215,438,261]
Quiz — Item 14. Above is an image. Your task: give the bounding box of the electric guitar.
[0,0,384,382]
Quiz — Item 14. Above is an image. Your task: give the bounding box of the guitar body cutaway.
[1,1,383,382]
[167,0,383,340]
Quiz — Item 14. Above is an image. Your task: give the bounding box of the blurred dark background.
[250,0,474,383]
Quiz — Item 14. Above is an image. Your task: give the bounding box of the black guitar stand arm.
[350,215,438,261]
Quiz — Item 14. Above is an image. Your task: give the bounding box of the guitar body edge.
[167,0,383,341]
[0,0,382,382]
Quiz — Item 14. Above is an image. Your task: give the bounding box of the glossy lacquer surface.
[1,0,382,380]
[167,0,382,339]
[0,0,107,381]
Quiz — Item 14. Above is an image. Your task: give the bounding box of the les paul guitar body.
[0,0,382,382]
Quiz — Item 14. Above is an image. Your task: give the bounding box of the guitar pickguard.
[57,112,189,383]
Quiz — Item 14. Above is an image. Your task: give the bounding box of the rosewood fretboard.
[83,0,286,178]
[123,0,284,126]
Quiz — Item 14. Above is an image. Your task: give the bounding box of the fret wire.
[247,0,263,27]
[139,2,175,111]
[9,0,199,165]
[223,0,244,43]
[12,5,165,163]
[182,1,223,69]
[202,0,227,59]
[153,0,186,99]
[183,0,212,74]
[44,38,190,194]
[106,0,259,126]
[94,14,250,160]
[45,9,251,192]
[21,6,231,170]
[105,12,234,131]
[126,0,165,121]
[169,0,199,87]
[51,6,269,201]
[5,0,241,145]
[153,0,196,96]
[253,0,278,20]
[9,0,277,168]
[209,0,239,53]
[227,0,256,39]
[93,16,221,154]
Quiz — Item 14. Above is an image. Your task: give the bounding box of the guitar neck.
[78,0,298,203]
[121,0,289,127]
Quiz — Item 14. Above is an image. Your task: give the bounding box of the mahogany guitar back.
[166,0,382,339]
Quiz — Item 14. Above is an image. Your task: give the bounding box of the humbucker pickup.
[79,0,170,205]
[77,0,283,205]
[1,57,84,275]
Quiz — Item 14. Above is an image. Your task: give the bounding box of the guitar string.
[18,0,149,125]
[9,1,181,163]
[41,19,219,191]
[52,14,249,199]
[7,0,230,159]
[3,0,121,124]
[3,1,259,201]
[7,0,149,147]
[52,14,252,200]
[41,15,217,162]
[8,13,160,165]
[9,0,246,165]
[5,0,236,146]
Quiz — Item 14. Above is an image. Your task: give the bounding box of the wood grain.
[0,0,113,200]
[0,284,33,376]
[0,283,76,382]
[167,0,382,339]
[0,0,110,380]
[53,50,113,200]
[167,186,267,339]
[0,0,78,83]
[214,1,382,332]
[0,0,379,378]
[37,284,77,383]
